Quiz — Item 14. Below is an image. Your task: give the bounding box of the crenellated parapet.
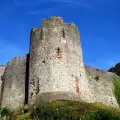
[6,57,19,66]
[30,17,64,44]
[22,54,28,61]
[42,16,64,28]
[6,55,28,67]
[30,17,80,51]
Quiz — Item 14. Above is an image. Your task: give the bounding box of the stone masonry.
[85,65,119,107]
[0,55,27,110]
[0,65,5,106]
[29,16,91,105]
[0,16,119,110]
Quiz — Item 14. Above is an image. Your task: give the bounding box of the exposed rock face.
[0,17,119,110]
[108,63,120,76]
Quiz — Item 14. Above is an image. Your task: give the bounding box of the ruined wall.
[85,65,119,108]
[1,55,27,110]
[0,65,6,104]
[29,16,91,105]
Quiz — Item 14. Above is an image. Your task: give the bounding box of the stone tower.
[29,16,90,105]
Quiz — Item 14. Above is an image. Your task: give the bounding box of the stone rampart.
[0,65,6,105]
[1,55,27,110]
[85,65,119,108]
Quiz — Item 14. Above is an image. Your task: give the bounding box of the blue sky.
[0,0,120,70]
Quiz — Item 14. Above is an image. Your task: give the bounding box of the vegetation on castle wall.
[113,75,120,106]
[0,108,13,120]
[1,100,120,120]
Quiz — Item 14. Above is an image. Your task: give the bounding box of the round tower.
[29,16,91,105]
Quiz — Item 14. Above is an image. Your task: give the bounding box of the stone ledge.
[32,92,83,105]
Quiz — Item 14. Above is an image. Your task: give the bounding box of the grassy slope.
[13,100,120,120]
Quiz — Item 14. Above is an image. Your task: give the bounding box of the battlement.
[12,56,20,62]
[32,28,37,32]
[30,16,80,40]
[22,54,28,60]
[6,56,20,66]
[42,16,64,28]
[6,54,28,66]
[30,19,80,46]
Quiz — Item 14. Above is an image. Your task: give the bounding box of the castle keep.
[0,17,119,110]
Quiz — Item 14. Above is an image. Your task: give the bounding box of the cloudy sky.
[0,0,120,70]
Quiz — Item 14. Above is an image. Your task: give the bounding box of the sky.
[0,0,120,70]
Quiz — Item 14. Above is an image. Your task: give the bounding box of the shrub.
[15,112,31,120]
[0,108,13,120]
[113,75,120,106]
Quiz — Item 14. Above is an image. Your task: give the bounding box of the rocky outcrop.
[108,63,120,76]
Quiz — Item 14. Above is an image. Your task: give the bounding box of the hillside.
[1,100,120,120]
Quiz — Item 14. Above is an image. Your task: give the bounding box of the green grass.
[29,100,120,120]
[1,100,120,120]
[113,75,120,106]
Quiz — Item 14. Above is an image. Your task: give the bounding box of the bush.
[113,75,120,106]
[15,112,31,120]
[0,108,13,120]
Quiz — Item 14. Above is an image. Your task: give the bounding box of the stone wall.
[29,16,91,105]
[0,16,119,109]
[0,65,6,105]
[85,65,119,108]
[1,55,27,110]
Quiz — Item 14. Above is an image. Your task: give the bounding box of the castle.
[0,17,119,110]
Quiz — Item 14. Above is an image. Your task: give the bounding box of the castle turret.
[29,16,91,105]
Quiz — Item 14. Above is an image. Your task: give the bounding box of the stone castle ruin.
[0,17,119,110]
